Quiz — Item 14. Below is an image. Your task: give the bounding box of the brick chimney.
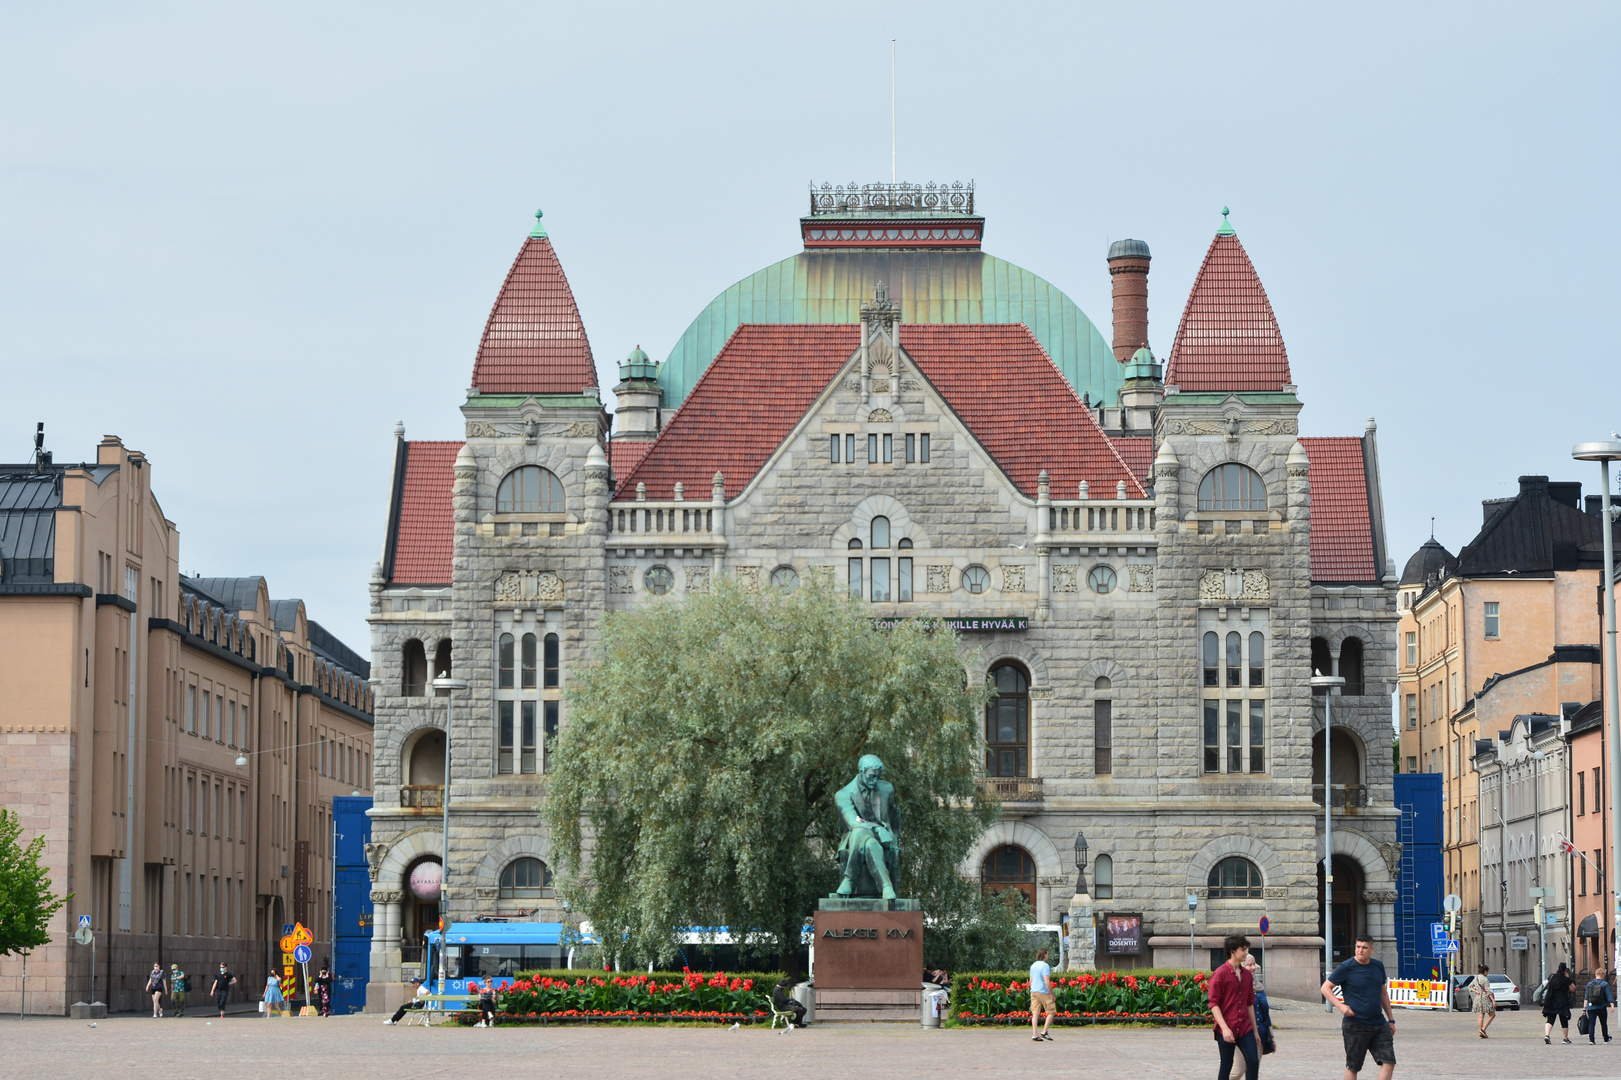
[1107,239,1151,363]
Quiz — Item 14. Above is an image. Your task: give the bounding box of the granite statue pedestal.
[812,898,923,1021]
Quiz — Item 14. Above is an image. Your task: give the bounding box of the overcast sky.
[4,2,1618,658]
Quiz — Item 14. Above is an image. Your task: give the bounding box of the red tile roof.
[470,235,598,395]
[1110,435,1154,490]
[1300,436,1378,582]
[609,439,651,479]
[389,440,462,585]
[617,323,1144,502]
[1165,233,1292,392]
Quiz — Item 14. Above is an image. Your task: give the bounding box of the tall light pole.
[431,675,469,991]
[1312,672,1346,1005]
[1573,439,1621,979]
[1531,748,1547,985]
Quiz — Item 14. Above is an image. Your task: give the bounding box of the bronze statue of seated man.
[833,754,900,901]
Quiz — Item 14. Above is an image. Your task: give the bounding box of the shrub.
[950,968,1210,1025]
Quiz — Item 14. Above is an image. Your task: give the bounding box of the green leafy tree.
[925,885,1035,972]
[0,808,69,957]
[546,580,996,973]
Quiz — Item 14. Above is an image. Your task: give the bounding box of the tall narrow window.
[1311,637,1333,692]
[1405,631,1417,667]
[187,685,196,734]
[1249,700,1265,772]
[985,664,1030,778]
[871,558,890,602]
[897,554,913,602]
[1226,632,1242,687]
[1092,853,1113,899]
[868,434,878,463]
[871,516,890,548]
[1226,700,1243,773]
[544,700,559,743]
[1406,694,1417,729]
[829,434,840,463]
[905,434,915,462]
[521,702,537,774]
[1340,638,1365,696]
[1483,601,1500,639]
[1203,701,1220,773]
[920,434,930,462]
[848,557,863,598]
[497,634,514,689]
[882,434,892,463]
[1249,632,1265,687]
[845,434,855,463]
[543,633,559,688]
[521,633,537,689]
[1094,698,1112,776]
[1203,632,1219,687]
[498,701,514,774]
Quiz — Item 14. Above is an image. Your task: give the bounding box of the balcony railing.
[978,776,1045,804]
[1312,784,1369,808]
[401,785,444,809]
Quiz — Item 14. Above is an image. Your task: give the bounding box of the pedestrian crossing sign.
[78,915,91,928]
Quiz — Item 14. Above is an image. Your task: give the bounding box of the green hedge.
[472,969,787,1024]
[950,968,1211,1025]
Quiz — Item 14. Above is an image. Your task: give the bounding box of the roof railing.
[808,181,974,216]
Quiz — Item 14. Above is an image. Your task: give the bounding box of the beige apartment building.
[0,435,374,1015]
[1397,476,1611,975]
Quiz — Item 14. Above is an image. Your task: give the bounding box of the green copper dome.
[658,249,1119,408]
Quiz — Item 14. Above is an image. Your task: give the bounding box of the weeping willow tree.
[545,579,995,973]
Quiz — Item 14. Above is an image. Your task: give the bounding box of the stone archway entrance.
[1318,856,1364,965]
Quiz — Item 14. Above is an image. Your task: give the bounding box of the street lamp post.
[1531,748,1547,985]
[1186,893,1198,970]
[1073,831,1089,896]
[1312,672,1346,1007]
[431,675,469,991]
[1573,439,1621,979]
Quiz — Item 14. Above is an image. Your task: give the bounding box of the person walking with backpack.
[1583,968,1615,1044]
[1543,962,1575,1044]
[170,964,188,1017]
[145,963,168,1018]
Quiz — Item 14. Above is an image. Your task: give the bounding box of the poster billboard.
[1105,913,1143,955]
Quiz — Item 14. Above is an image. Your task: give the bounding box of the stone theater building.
[366,186,1398,1002]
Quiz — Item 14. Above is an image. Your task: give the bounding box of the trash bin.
[793,982,815,1026]
[923,988,947,1028]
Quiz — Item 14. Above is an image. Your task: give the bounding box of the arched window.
[402,639,427,697]
[848,538,862,550]
[985,663,1029,777]
[499,857,554,899]
[1311,637,1333,694]
[871,516,890,548]
[1312,728,1363,789]
[521,633,537,689]
[1249,632,1265,687]
[770,566,799,591]
[982,845,1036,911]
[498,634,514,689]
[1340,637,1365,696]
[963,566,990,594]
[496,466,566,513]
[1226,632,1242,687]
[433,640,452,696]
[1093,853,1114,900]
[1203,632,1219,687]
[1198,463,1267,511]
[1207,857,1263,899]
[543,633,559,688]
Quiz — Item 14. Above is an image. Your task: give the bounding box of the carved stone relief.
[1052,564,1079,594]
[1001,565,1026,593]
[735,566,761,593]
[1128,565,1155,593]
[364,842,389,881]
[1377,842,1404,877]
[1242,570,1270,600]
[567,421,600,438]
[685,566,711,594]
[370,889,403,905]
[1162,418,1298,436]
[495,570,564,604]
[466,420,570,439]
[867,408,893,423]
[925,565,952,594]
[608,566,635,594]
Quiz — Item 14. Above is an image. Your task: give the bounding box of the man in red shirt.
[1209,934,1261,1080]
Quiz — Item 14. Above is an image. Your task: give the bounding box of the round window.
[1088,566,1118,594]
[962,565,990,594]
[769,566,799,591]
[645,566,674,595]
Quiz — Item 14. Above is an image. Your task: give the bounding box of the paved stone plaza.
[5,1006,1616,1079]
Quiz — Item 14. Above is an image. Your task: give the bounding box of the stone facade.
[363,203,1399,1004]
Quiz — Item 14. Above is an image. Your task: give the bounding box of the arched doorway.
[1317,856,1364,964]
[401,856,443,971]
[982,845,1036,913]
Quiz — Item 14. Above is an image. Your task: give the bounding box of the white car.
[1454,973,1520,1010]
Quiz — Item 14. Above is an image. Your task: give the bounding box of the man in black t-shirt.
[1321,935,1395,1080]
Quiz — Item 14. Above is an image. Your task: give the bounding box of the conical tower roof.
[470,211,597,395]
[1165,210,1291,392]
